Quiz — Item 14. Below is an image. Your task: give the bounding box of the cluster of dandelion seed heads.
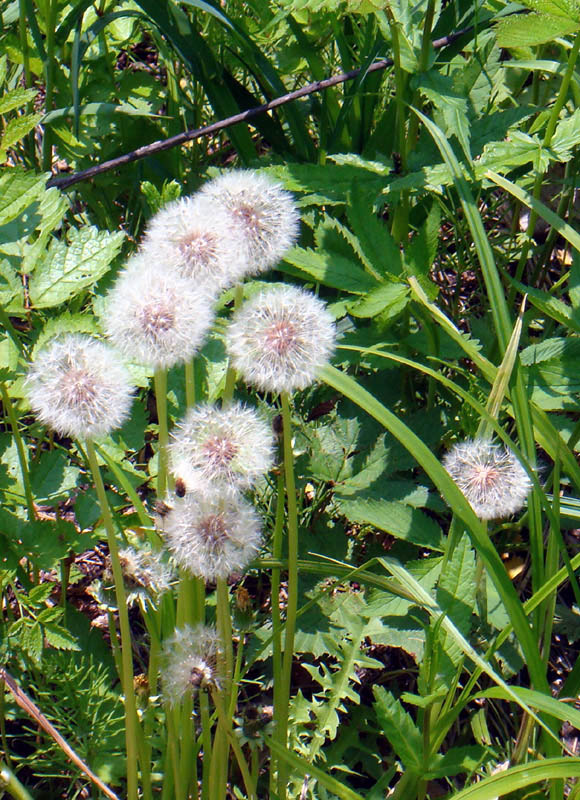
[163,624,222,704]
[163,487,262,582]
[226,284,336,394]
[169,402,274,490]
[141,194,247,291]
[104,256,214,369]
[201,171,300,274]
[25,334,134,441]
[443,438,532,520]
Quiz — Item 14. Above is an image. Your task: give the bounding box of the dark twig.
[46,25,473,190]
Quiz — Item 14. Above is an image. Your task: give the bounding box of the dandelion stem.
[277,391,299,799]
[85,440,140,800]
[200,690,212,800]
[185,359,196,408]
[270,467,285,797]
[154,368,170,496]
[0,761,33,800]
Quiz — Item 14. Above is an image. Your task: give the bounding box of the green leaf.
[436,533,476,666]
[281,246,378,294]
[0,87,38,114]
[0,169,48,226]
[0,112,43,158]
[449,758,580,799]
[496,12,580,48]
[373,686,423,771]
[20,620,43,662]
[551,108,580,161]
[348,283,409,319]
[427,746,488,779]
[44,622,80,651]
[0,259,20,304]
[346,181,402,278]
[417,71,471,160]
[337,497,445,551]
[28,226,124,308]
[29,450,79,505]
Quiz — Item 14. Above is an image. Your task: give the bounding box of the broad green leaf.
[346,181,402,278]
[520,337,580,365]
[551,108,580,161]
[427,745,488,779]
[496,12,580,48]
[29,450,79,505]
[373,686,423,771]
[348,282,409,319]
[436,533,476,666]
[0,260,20,304]
[417,71,471,160]
[337,496,445,551]
[282,246,378,294]
[29,226,124,308]
[0,169,48,226]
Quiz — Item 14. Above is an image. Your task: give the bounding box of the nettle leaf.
[520,337,580,365]
[306,416,361,484]
[373,686,423,771]
[43,622,80,651]
[31,312,101,357]
[551,108,580,161]
[337,497,445,551]
[0,112,43,159]
[266,161,386,207]
[0,259,20,304]
[496,12,580,48]
[28,226,125,308]
[140,179,181,216]
[404,202,441,300]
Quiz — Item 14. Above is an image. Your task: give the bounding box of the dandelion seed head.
[25,334,134,440]
[163,486,262,581]
[201,170,300,273]
[443,438,532,520]
[104,546,173,607]
[169,402,274,490]
[142,194,247,290]
[104,255,214,369]
[163,624,222,704]
[225,285,336,394]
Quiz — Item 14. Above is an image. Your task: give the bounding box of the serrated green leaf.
[417,71,471,160]
[373,686,423,771]
[520,337,580,365]
[44,622,80,650]
[436,533,476,668]
[28,583,55,605]
[551,108,580,161]
[0,169,48,226]
[31,313,101,357]
[348,282,409,319]
[21,620,43,662]
[496,12,580,48]
[346,181,402,279]
[0,259,20,304]
[338,497,445,551]
[282,246,378,294]
[0,87,38,115]
[0,112,43,157]
[28,226,124,308]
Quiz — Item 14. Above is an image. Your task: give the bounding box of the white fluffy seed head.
[200,170,300,274]
[115,546,173,605]
[25,334,134,440]
[104,255,214,369]
[163,624,222,704]
[225,285,336,394]
[163,485,262,582]
[141,194,248,291]
[169,402,274,490]
[442,438,532,520]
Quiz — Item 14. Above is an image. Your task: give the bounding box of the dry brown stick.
[0,667,121,800]
[46,24,473,191]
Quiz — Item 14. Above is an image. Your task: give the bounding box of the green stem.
[216,579,233,697]
[185,359,196,408]
[200,690,212,800]
[0,382,35,521]
[277,391,299,800]
[154,368,170,496]
[85,440,140,800]
[270,469,285,798]
[386,7,409,243]
[510,32,580,299]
